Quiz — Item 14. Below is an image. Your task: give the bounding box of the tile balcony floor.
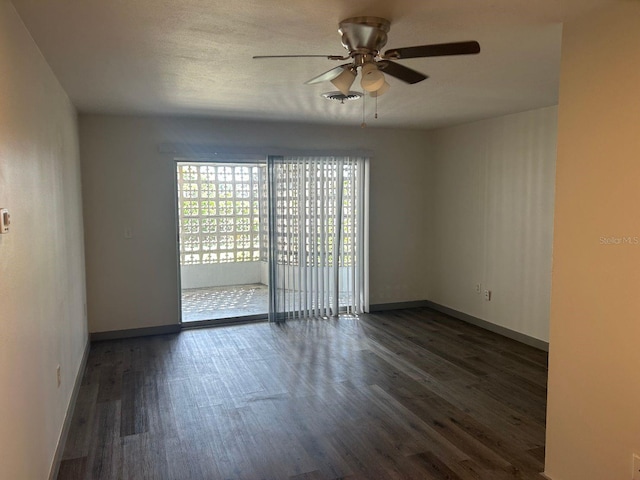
[181,284,268,322]
[181,284,354,322]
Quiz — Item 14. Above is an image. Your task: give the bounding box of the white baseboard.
[424,301,549,352]
[90,323,180,341]
[48,338,90,480]
[370,300,549,352]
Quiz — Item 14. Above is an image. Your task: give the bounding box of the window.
[176,162,266,265]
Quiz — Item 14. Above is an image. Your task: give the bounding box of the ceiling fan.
[253,16,480,97]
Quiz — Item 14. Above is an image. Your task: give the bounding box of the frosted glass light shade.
[360,63,385,92]
[330,68,356,95]
[370,81,390,97]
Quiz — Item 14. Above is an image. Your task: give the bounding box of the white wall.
[429,106,557,342]
[0,2,87,478]
[545,3,640,479]
[80,115,433,333]
[181,262,263,289]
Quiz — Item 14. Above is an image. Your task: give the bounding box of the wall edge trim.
[369,300,432,312]
[48,338,90,480]
[182,316,268,330]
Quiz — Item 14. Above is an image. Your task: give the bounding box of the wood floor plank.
[121,433,169,480]
[57,457,87,480]
[58,308,547,480]
[96,365,122,404]
[85,401,123,480]
[120,370,147,437]
[366,384,511,472]
[288,470,327,480]
[61,383,99,460]
[408,450,467,480]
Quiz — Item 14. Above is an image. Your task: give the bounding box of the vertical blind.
[268,156,366,322]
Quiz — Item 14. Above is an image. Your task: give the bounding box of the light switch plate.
[0,208,9,233]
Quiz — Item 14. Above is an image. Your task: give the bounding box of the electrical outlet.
[633,453,640,480]
[475,283,481,294]
[484,289,491,301]
[56,365,61,388]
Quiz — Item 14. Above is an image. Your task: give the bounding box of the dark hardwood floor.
[57,308,548,480]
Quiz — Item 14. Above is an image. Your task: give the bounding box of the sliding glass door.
[267,155,367,322]
[176,160,269,323]
[176,154,367,325]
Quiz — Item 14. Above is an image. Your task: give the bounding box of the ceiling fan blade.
[377,61,427,84]
[305,64,352,85]
[383,41,480,60]
[253,55,348,60]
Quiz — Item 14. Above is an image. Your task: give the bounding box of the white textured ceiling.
[12,0,615,128]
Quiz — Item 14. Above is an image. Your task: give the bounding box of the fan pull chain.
[375,94,378,119]
[361,92,367,128]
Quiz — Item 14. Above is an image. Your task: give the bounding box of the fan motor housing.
[338,17,390,57]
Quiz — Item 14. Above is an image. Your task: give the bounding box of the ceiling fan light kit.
[321,91,362,103]
[360,63,385,92]
[330,67,357,95]
[254,16,480,119]
[370,80,390,98]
